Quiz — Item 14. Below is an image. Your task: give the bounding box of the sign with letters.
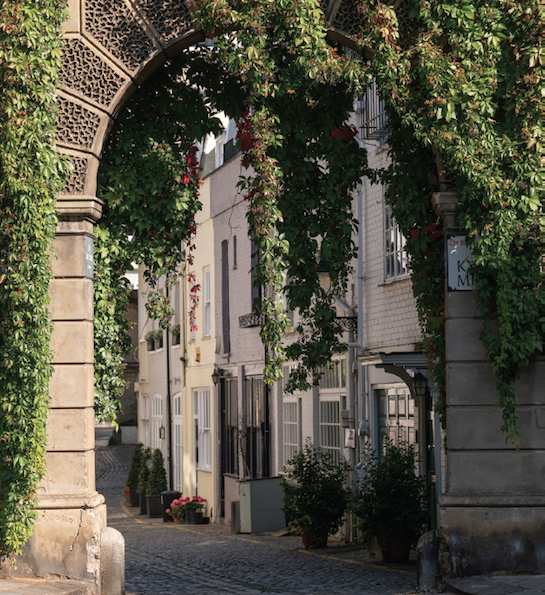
[447,234,474,291]
[84,236,94,279]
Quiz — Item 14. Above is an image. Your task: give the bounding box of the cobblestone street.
[96,441,418,595]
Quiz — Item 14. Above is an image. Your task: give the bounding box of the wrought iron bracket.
[336,316,357,332]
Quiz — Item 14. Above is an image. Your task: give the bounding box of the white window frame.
[151,395,164,451]
[194,388,212,471]
[384,190,409,281]
[282,399,301,468]
[203,267,211,337]
[173,393,183,492]
[319,398,341,465]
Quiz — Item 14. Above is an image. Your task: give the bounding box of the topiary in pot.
[281,439,351,549]
[146,449,168,518]
[126,443,144,506]
[355,439,429,562]
[137,448,152,515]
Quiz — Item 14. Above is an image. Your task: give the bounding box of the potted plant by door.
[182,496,207,524]
[166,498,185,524]
[137,448,152,515]
[281,439,351,550]
[146,449,168,518]
[126,443,144,507]
[355,439,429,562]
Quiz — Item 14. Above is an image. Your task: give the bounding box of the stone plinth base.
[439,501,545,577]
[2,503,108,595]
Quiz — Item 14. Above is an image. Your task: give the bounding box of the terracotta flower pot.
[301,525,329,550]
[173,518,181,524]
[379,536,411,563]
[123,487,130,503]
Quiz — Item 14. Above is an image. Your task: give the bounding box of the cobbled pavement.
[96,441,418,595]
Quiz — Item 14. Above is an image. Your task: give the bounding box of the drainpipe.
[166,284,173,491]
[332,296,356,543]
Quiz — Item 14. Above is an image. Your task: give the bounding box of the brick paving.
[96,442,418,595]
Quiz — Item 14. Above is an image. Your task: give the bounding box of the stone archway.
[26,2,366,592]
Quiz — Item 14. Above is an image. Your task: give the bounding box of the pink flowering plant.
[167,495,207,521]
[182,496,207,512]
[166,498,185,520]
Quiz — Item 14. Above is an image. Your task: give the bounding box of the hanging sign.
[344,428,355,448]
[447,235,474,291]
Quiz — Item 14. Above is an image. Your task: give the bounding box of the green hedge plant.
[146,449,168,496]
[126,443,144,488]
[281,440,351,549]
[355,440,428,557]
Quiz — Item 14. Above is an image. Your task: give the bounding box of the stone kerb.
[433,192,545,578]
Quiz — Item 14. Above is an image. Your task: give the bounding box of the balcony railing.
[239,313,264,328]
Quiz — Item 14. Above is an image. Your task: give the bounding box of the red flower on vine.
[237,109,256,155]
[426,222,441,241]
[331,124,358,140]
[410,228,420,237]
[181,173,191,184]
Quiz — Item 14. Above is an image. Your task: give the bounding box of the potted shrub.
[145,330,156,352]
[153,329,164,350]
[126,443,144,507]
[146,449,168,518]
[355,439,429,562]
[281,439,351,549]
[145,329,163,351]
[137,448,152,515]
[181,496,207,524]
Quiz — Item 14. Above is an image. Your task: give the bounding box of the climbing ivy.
[354,0,544,441]
[94,53,223,422]
[192,0,369,386]
[1,0,542,561]
[0,0,67,559]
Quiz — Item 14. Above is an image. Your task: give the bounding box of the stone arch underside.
[56,0,370,219]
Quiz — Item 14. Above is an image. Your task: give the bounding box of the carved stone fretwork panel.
[394,0,419,49]
[331,0,416,50]
[83,0,158,72]
[60,38,126,109]
[134,0,194,43]
[320,0,330,14]
[56,96,101,150]
[60,155,88,195]
[332,0,364,40]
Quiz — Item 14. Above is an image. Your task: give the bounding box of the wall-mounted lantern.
[413,372,428,397]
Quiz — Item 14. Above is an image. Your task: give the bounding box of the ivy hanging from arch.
[0,0,542,561]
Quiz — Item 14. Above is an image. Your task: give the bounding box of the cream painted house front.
[181,174,217,520]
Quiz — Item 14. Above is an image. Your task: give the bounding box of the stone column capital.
[432,191,460,233]
[56,195,104,223]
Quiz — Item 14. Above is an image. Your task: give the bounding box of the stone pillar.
[433,192,545,578]
[7,198,110,594]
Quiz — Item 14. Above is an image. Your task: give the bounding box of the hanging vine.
[94,54,222,423]
[0,0,67,559]
[354,0,544,442]
[1,0,542,560]
[192,0,369,387]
